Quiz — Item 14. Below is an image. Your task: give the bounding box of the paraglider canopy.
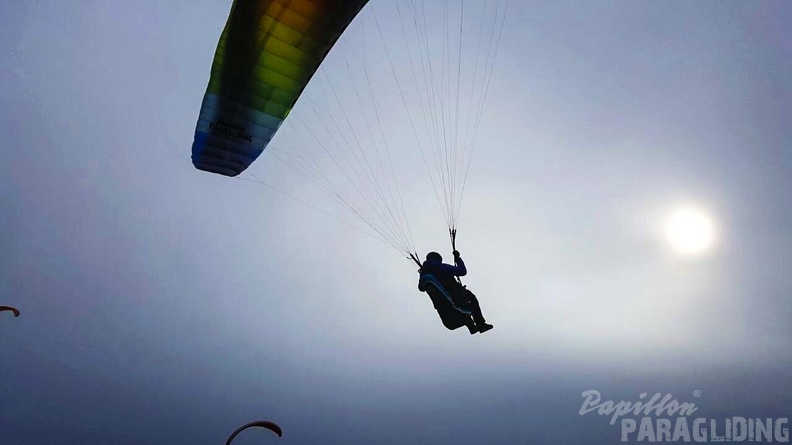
[226,420,283,444]
[1,306,20,317]
[191,0,370,177]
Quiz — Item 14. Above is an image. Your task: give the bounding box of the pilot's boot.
[477,323,494,333]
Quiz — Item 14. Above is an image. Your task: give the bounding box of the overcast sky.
[2,1,791,444]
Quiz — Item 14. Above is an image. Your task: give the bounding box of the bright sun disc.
[664,207,715,255]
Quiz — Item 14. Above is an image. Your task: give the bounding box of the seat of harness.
[419,273,473,315]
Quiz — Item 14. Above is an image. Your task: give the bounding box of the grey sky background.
[2,1,791,444]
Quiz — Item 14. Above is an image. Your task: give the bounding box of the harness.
[418,274,473,315]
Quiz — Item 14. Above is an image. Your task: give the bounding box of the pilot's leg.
[461,289,493,333]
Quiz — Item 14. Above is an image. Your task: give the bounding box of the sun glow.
[663,207,716,255]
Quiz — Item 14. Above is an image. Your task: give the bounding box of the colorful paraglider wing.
[226,420,282,444]
[192,0,370,177]
[0,306,20,317]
